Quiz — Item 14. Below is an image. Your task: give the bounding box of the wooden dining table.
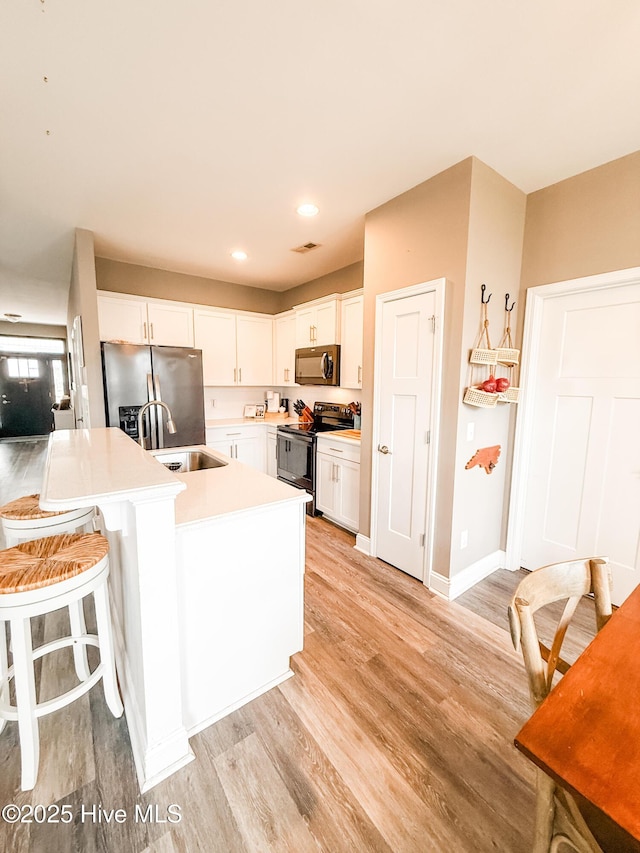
[515,583,640,852]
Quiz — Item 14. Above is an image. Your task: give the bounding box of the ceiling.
[2,1,639,325]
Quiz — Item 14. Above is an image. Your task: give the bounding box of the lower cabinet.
[266,426,277,477]
[206,425,266,472]
[316,437,360,532]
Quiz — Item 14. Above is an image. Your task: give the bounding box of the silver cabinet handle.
[335,463,340,482]
[238,367,242,383]
[234,367,237,383]
[143,322,148,341]
[378,444,391,454]
[150,322,154,340]
[358,365,362,384]
[227,432,241,436]
[329,447,343,453]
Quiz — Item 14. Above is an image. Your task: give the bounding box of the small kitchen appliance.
[266,391,280,413]
[294,344,340,386]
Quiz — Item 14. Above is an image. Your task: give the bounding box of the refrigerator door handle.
[146,373,158,450]
[154,375,164,449]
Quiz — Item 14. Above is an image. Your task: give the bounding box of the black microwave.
[294,345,340,386]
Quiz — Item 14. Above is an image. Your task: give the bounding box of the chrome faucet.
[137,400,177,449]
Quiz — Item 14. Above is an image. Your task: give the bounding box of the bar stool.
[0,494,97,681]
[0,532,123,791]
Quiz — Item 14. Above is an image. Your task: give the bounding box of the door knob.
[378,444,391,454]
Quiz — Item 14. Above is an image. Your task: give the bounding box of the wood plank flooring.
[0,439,601,852]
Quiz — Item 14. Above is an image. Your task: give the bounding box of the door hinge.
[430,315,436,333]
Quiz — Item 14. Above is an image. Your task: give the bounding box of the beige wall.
[0,322,66,339]
[95,258,280,314]
[276,262,364,312]
[450,160,526,575]
[361,158,474,575]
[521,150,640,290]
[67,229,105,428]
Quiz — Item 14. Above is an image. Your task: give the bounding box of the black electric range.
[276,402,355,515]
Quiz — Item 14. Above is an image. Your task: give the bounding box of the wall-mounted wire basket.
[463,386,500,408]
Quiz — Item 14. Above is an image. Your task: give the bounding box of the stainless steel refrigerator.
[101,342,205,449]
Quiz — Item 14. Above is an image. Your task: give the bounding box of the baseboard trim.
[354,534,371,555]
[429,549,506,601]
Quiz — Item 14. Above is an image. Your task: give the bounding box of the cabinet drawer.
[316,439,360,465]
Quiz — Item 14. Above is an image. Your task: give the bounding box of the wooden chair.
[508,557,612,853]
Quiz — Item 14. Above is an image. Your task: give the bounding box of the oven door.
[277,431,315,491]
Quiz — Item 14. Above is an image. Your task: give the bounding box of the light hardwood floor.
[0,438,600,852]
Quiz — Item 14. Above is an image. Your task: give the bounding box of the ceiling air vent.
[291,242,321,254]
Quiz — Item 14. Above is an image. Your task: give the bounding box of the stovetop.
[278,401,355,438]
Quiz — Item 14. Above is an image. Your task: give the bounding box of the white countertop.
[316,429,362,447]
[40,427,186,510]
[172,446,309,527]
[40,427,308,523]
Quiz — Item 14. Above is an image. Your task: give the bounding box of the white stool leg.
[93,582,123,718]
[68,600,91,682]
[11,617,40,791]
[0,622,8,735]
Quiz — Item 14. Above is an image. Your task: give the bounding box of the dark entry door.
[0,355,55,437]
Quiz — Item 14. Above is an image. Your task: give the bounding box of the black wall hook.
[481,284,492,304]
[504,293,516,312]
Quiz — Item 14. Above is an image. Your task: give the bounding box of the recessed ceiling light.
[231,250,248,261]
[297,203,319,217]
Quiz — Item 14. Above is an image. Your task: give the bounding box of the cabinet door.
[97,294,149,344]
[147,303,194,347]
[236,316,273,386]
[335,458,360,532]
[295,306,316,347]
[234,435,266,472]
[340,295,363,388]
[266,431,277,477]
[275,314,297,385]
[314,300,338,346]
[206,437,235,459]
[316,452,338,516]
[194,310,237,386]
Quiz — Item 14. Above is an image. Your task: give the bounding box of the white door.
[374,290,437,581]
[521,280,640,604]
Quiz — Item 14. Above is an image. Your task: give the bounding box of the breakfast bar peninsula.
[40,427,309,791]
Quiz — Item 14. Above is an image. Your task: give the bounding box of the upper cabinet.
[97,292,194,347]
[194,308,273,386]
[340,292,364,389]
[295,297,339,348]
[274,312,297,386]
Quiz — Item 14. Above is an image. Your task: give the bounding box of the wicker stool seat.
[0,494,95,546]
[0,532,123,791]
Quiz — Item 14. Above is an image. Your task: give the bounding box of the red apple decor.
[480,375,498,393]
[495,377,510,392]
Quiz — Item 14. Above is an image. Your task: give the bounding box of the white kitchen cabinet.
[146,302,194,347]
[295,298,339,347]
[236,315,274,386]
[340,292,363,389]
[97,292,194,347]
[195,309,273,387]
[274,312,297,386]
[97,293,150,344]
[206,424,266,472]
[316,436,360,532]
[266,425,277,477]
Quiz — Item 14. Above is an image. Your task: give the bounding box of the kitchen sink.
[150,449,227,472]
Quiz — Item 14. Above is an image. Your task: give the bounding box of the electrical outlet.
[466,422,474,441]
[460,530,468,549]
